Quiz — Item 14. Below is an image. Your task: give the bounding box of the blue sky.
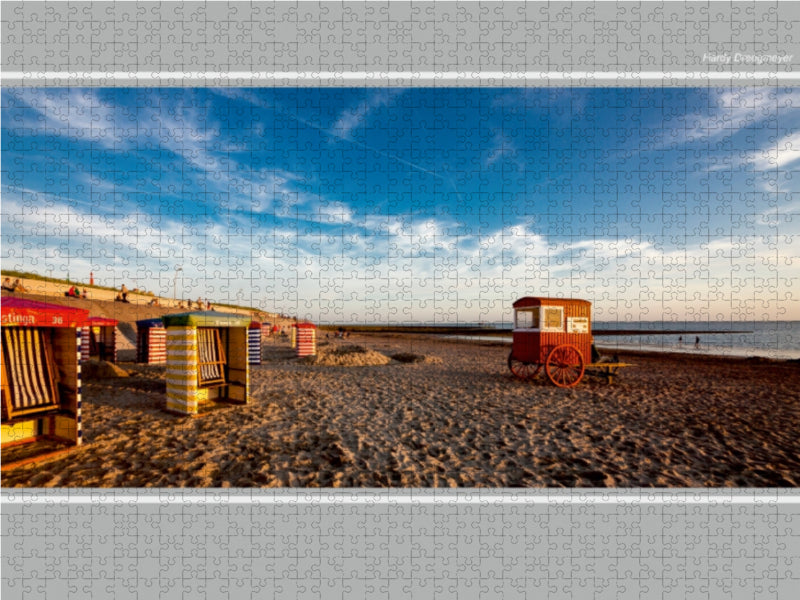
[2,87,798,323]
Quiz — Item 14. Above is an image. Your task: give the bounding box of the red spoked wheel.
[545,344,585,388]
[508,353,542,380]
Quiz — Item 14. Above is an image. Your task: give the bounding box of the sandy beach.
[3,329,799,488]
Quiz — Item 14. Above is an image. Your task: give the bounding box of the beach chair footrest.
[2,407,70,425]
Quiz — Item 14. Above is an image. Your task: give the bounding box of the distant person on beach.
[695,336,700,349]
[13,279,27,293]
[196,297,203,310]
[65,286,79,297]
[120,284,129,302]
[2,277,16,292]
[82,288,88,299]
[678,336,683,346]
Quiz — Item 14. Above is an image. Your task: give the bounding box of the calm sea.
[445,321,800,360]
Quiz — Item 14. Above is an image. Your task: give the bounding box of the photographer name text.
[703,53,793,66]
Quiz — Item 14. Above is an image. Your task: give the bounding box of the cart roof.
[1,297,90,327]
[513,297,592,309]
[249,320,262,329]
[161,311,251,328]
[293,322,316,329]
[87,316,119,326]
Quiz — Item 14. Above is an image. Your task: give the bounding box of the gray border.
[3,488,800,599]
[2,2,800,599]
[2,1,799,86]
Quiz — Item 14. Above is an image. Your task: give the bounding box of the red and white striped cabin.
[136,318,166,364]
[81,316,118,363]
[294,322,317,357]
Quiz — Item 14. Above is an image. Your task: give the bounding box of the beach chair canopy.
[161,311,251,328]
[1,297,89,328]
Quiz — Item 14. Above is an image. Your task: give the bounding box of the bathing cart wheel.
[508,353,542,380]
[545,344,585,388]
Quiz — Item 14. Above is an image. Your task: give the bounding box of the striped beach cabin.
[1,297,88,468]
[136,317,166,364]
[162,311,250,416]
[294,322,317,357]
[81,316,118,363]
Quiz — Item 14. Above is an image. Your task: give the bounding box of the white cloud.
[486,132,525,170]
[329,90,403,140]
[662,87,800,148]
[5,181,798,322]
[7,89,126,149]
[142,106,222,172]
[747,131,800,170]
[208,88,272,109]
[309,202,355,225]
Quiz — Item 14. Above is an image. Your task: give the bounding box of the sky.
[2,87,799,323]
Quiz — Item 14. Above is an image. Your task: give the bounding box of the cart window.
[515,308,539,329]
[541,307,564,332]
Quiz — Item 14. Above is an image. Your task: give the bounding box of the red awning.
[1,297,90,328]
[87,316,119,327]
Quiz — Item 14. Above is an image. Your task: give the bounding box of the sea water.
[593,321,800,360]
[446,321,800,360]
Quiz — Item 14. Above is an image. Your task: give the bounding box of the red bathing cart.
[508,297,630,388]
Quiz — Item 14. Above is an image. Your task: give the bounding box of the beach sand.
[3,333,799,488]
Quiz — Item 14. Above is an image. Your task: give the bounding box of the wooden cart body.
[509,296,630,387]
[511,297,592,364]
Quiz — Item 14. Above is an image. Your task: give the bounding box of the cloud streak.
[329,90,404,140]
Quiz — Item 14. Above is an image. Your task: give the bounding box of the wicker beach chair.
[197,328,226,386]
[1,328,60,421]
